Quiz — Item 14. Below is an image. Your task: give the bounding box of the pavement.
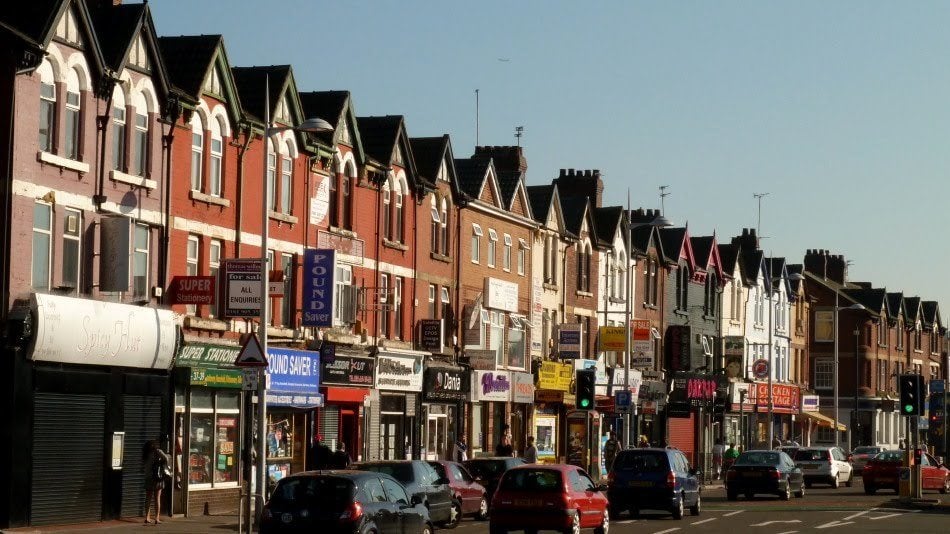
[1,514,239,534]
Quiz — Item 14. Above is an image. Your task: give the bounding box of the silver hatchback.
[792,447,854,488]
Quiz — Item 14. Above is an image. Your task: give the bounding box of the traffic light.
[898,374,925,416]
[576,369,596,410]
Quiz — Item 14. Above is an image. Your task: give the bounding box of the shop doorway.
[380,414,402,460]
[425,412,449,460]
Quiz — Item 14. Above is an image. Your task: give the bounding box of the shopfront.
[369,350,425,460]
[320,350,374,460]
[666,372,717,467]
[6,294,176,528]
[533,362,573,462]
[265,348,323,491]
[172,342,244,516]
[510,372,535,456]
[750,381,801,446]
[471,369,511,456]
[422,363,469,460]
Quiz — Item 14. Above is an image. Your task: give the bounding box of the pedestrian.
[772,436,782,449]
[523,436,538,463]
[638,435,651,448]
[495,424,514,457]
[712,438,725,480]
[603,431,620,471]
[452,435,469,462]
[332,443,351,469]
[309,435,333,470]
[142,439,170,525]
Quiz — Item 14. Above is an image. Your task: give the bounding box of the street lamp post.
[253,75,332,529]
[852,327,860,451]
[831,293,865,449]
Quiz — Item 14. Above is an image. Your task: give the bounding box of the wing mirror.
[596,483,609,492]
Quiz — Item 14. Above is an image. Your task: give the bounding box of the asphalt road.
[452,476,949,534]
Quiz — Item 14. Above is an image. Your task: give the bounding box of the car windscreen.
[269,476,354,510]
[854,447,882,454]
[873,451,902,462]
[793,449,828,462]
[736,452,780,466]
[357,463,414,483]
[499,469,562,491]
[613,451,667,472]
[465,461,505,479]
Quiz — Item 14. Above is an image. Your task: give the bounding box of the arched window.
[342,161,356,230]
[208,117,224,196]
[394,181,404,242]
[440,197,449,255]
[37,60,56,152]
[131,91,150,176]
[328,158,340,227]
[111,87,127,171]
[430,196,440,253]
[382,180,392,240]
[64,67,82,160]
[576,244,587,291]
[280,141,293,214]
[190,114,204,190]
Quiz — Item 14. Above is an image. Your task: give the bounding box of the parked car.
[463,457,525,504]
[725,450,805,500]
[260,470,433,534]
[862,450,950,494]
[775,445,800,459]
[488,464,609,534]
[353,460,457,528]
[793,446,854,488]
[850,446,886,474]
[428,460,489,520]
[605,447,702,520]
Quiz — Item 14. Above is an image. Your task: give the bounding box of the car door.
[419,462,452,522]
[676,452,699,505]
[579,470,607,523]
[838,448,853,479]
[920,454,936,489]
[452,463,481,514]
[381,476,419,534]
[782,453,802,489]
[362,476,401,533]
[566,469,592,527]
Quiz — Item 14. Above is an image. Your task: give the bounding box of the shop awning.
[801,411,846,431]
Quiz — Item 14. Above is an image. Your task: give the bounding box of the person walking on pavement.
[712,438,725,480]
[723,442,740,472]
[143,439,170,525]
[638,435,651,448]
[332,443,351,469]
[452,435,469,462]
[496,424,514,457]
[523,436,538,463]
[603,431,620,471]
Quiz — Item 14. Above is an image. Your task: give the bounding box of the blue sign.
[930,379,945,394]
[302,249,335,327]
[266,348,323,407]
[616,390,632,408]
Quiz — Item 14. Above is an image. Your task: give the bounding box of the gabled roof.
[658,227,696,267]
[842,287,888,317]
[410,135,458,196]
[454,157,493,200]
[158,35,224,99]
[526,185,555,224]
[904,297,922,324]
[886,292,905,323]
[766,257,788,293]
[630,224,661,258]
[231,64,292,123]
[559,195,592,240]
[922,301,941,329]
[592,206,624,247]
[718,244,741,277]
[691,235,725,280]
[355,115,419,189]
[739,249,765,286]
[298,90,364,159]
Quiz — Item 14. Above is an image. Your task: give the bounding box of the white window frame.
[814,310,834,342]
[428,284,437,319]
[61,208,82,294]
[503,234,512,271]
[518,239,528,276]
[814,359,834,390]
[112,97,127,171]
[280,149,292,214]
[333,263,353,326]
[209,118,223,196]
[191,117,204,191]
[471,224,482,264]
[32,202,53,291]
[186,235,200,315]
[394,277,403,340]
[487,229,497,268]
[39,79,56,153]
[209,240,221,317]
[132,223,150,299]
[64,69,81,160]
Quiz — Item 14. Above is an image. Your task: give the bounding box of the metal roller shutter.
[320,405,341,449]
[121,395,164,518]
[32,393,106,525]
[667,413,696,466]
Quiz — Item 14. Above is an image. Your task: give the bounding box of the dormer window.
[204,65,223,95]
[128,35,150,70]
[55,7,81,45]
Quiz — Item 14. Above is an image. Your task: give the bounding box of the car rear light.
[770,469,781,479]
[666,471,676,489]
[341,501,363,520]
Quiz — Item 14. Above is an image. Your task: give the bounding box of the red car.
[862,450,950,494]
[489,464,609,534]
[428,460,489,521]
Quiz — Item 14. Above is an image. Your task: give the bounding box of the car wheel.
[563,511,580,534]
[441,500,461,529]
[421,523,434,534]
[594,508,609,534]
[727,491,738,501]
[780,484,791,501]
[476,496,489,520]
[845,470,853,488]
[671,494,684,519]
[795,483,805,498]
[690,493,701,516]
[829,474,839,488]
[864,485,876,495]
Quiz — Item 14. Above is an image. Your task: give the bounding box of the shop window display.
[189,389,240,487]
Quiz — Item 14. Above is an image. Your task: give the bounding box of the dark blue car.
[606,448,702,519]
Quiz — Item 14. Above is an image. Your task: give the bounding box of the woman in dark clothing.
[143,439,170,524]
[495,424,514,457]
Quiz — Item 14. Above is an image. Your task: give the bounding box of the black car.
[260,470,433,534]
[353,460,457,528]
[726,450,805,501]
[605,448,701,519]
[462,457,526,503]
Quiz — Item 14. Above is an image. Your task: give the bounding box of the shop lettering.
[378,357,414,375]
[268,353,315,376]
[306,253,331,313]
[686,378,716,400]
[481,373,510,395]
[77,313,143,357]
[438,372,461,391]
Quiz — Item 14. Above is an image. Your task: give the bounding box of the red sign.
[753,382,801,413]
[168,276,216,305]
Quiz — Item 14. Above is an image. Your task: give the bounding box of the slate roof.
[691,236,715,270]
[905,297,922,322]
[718,244,740,277]
[157,35,221,97]
[298,91,348,129]
[90,2,143,71]
[356,116,402,168]
[593,206,624,246]
[886,292,904,322]
[0,0,62,45]
[843,287,888,315]
[658,227,688,264]
[495,170,523,208]
[559,195,590,237]
[231,65,292,123]
[526,185,555,224]
[922,301,940,327]
[630,224,657,256]
[454,158,491,199]
[409,136,446,188]
[739,249,764,285]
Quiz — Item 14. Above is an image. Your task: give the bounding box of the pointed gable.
[158,35,242,124]
[527,185,554,224]
[356,115,419,190]
[659,227,696,268]
[91,3,171,104]
[299,90,365,163]
[593,206,623,247]
[454,157,491,200]
[509,182,531,218]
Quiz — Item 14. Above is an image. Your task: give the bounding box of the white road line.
[692,518,716,525]
[722,510,744,517]
[843,510,870,520]
[815,520,854,529]
[653,528,681,534]
[776,531,799,534]
[750,520,802,527]
[869,512,905,520]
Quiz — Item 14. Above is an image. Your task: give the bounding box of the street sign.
[616,389,632,408]
[234,333,268,367]
[242,369,259,391]
[752,359,769,379]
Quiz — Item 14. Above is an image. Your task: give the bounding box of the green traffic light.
[580,399,591,408]
[904,404,914,413]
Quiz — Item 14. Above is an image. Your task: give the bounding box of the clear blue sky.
[152,0,950,311]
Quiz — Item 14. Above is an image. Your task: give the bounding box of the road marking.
[722,510,744,517]
[869,512,904,520]
[692,518,716,525]
[842,510,870,520]
[776,531,799,534]
[653,529,681,534]
[815,520,854,529]
[750,520,802,527]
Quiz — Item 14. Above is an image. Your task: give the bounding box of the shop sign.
[465,349,497,371]
[611,367,643,398]
[535,389,565,403]
[310,175,330,224]
[221,258,262,318]
[423,365,469,402]
[668,372,716,415]
[511,372,535,404]
[168,275,216,305]
[471,370,511,402]
[190,368,243,388]
[631,320,653,369]
[558,324,582,359]
[317,230,365,264]
[302,249,335,327]
[723,336,745,379]
[177,342,241,368]
[752,382,801,412]
[30,293,177,370]
[642,401,658,415]
[598,326,626,352]
[537,361,573,392]
[484,277,518,313]
[639,380,668,403]
[266,348,324,407]
[802,394,819,412]
[321,354,375,387]
[418,319,443,351]
[375,353,424,392]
